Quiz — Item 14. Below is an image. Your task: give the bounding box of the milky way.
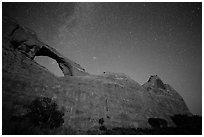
[3,2,202,115]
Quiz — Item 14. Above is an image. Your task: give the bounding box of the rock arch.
[3,15,88,77]
[35,46,73,76]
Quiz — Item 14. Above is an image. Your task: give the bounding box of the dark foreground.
[3,122,202,135]
[87,126,202,135]
[3,97,201,135]
[3,110,202,135]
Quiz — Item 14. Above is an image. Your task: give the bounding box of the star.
[93,56,97,60]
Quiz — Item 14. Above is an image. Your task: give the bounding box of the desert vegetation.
[4,96,202,135]
[87,115,202,135]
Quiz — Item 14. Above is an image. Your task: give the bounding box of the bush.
[27,97,64,129]
[148,118,167,128]
[171,114,202,134]
[99,118,104,125]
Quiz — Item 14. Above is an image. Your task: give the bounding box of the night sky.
[2,2,202,115]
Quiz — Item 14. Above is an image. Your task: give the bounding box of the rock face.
[142,75,191,117]
[2,15,191,134]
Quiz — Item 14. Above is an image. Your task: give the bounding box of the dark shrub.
[171,115,189,127]
[98,118,107,131]
[99,118,104,125]
[170,114,202,135]
[27,97,64,129]
[171,114,202,128]
[148,118,167,128]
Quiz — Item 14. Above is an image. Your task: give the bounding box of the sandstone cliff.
[2,15,191,134]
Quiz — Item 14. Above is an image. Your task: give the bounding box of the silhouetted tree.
[27,97,64,129]
[148,118,167,128]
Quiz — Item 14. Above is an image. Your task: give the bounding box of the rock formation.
[2,15,191,134]
[142,75,191,116]
[3,15,87,76]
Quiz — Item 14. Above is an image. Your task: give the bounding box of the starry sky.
[2,2,202,115]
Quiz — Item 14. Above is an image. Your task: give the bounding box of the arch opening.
[34,46,73,76]
[34,56,64,77]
